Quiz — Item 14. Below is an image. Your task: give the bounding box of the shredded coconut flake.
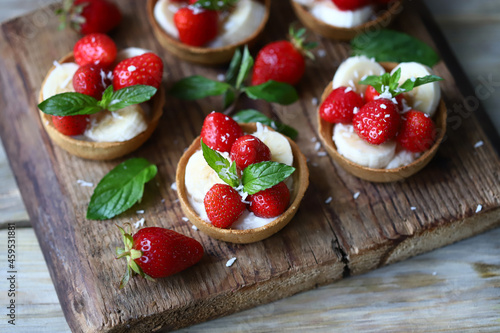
[411,206,417,211]
[311,97,318,106]
[77,179,93,187]
[192,225,198,231]
[475,204,482,213]
[325,197,332,204]
[217,74,225,81]
[311,137,317,143]
[134,218,145,229]
[317,49,326,58]
[136,210,145,214]
[380,104,387,109]
[128,65,137,72]
[353,107,359,115]
[474,140,484,148]
[170,182,177,191]
[353,192,360,200]
[314,142,321,151]
[182,217,189,222]
[344,87,353,93]
[226,257,237,267]
[317,151,327,157]
[432,272,437,276]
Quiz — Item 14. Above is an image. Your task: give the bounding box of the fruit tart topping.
[52,114,90,136]
[74,33,117,67]
[201,112,243,153]
[232,109,298,140]
[174,6,219,47]
[230,134,271,170]
[113,53,164,90]
[116,225,203,288]
[204,184,246,228]
[73,64,112,99]
[397,110,436,153]
[331,0,371,11]
[352,98,401,145]
[248,182,290,218]
[319,86,364,124]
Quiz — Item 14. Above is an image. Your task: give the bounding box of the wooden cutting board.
[0,0,499,332]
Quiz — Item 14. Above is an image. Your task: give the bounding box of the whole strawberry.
[113,53,164,90]
[74,33,117,67]
[201,112,243,153]
[73,64,111,99]
[251,26,316,86]
[174,7,218,47]
[248,182,290,218]
[397,110,436,153]
[57,0,121,35]
[52,115,89,136]
[204,184,245,228]
[365,85,405,110]
[230,135,271,170]
[320,87,364,124]
[116,226,203,288]
[353,99,401,145]
[331,0,371,11]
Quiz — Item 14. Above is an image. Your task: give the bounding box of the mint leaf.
[100,85,114,107]
[38,92,101,116]
[86,158,157,220]
[243,80,298,105]
[235,46,253,89]
[232,109,298,140]
[398,75,443,95]
[242,161,295,195]
[169,76,232,100]
[200,140,240,187]
[191,0,237,10]
[225,48,242,86]
[105,85,157,111]
[351,29,440,68]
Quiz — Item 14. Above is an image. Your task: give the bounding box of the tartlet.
[38,53,165,161]
[317,62,447,182]
[176,123,309,243]
[146,0,271,65]
[291,0,403,41]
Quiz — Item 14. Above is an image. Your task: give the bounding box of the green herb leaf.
[242,161,295,195]
[200,140,240,187]
[225,48,242,86]
[243,80,299,105]
[169,76,232,100]
[398,75,444,95]
[191,0,237,10]
[38,92,101,116]
[223,89,237,110]
[104,85,157,111]
[235,46,253,89]
[100,85,114,107]
[232,109,298,140]
[86,158,158,220]
[351,29,440,67]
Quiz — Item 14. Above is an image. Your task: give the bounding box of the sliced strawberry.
[174,7,218,47]
[52,115,89,136]
[397,110,436,153]
[353,99,401,145]
[365,85,405,110]
[230,135,271,170]
[331,0,371,11]
[112,53,164,90]
[72,64,111,99]
[248,182,290,218]
[204,184,245,228]
[319,86,364,124]
[73,33,117,67]
[200,112,243,153]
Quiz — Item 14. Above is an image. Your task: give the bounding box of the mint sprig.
[87,158,158,220]
[169,45,299,112]
[232,109,298,140]
[190,0,237,11]
[38,85,157,116]
[201,139,295,195]
[358,68,443,98]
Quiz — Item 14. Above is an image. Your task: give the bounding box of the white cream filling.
[296,0,373,28]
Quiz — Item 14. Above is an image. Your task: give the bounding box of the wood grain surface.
[0,0,499,332]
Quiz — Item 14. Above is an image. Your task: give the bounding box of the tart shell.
[317,62,447,183]
[38,53,165,161]
[176,123,309,244]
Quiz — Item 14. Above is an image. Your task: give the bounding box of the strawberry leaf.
[232,109,298,140]
[242,161,295,195]
[38,92,102,116]
[87,158,157,220]
[169,76,232,100]
[243,80,298,105]
[104,85,157,111]
[201,140,240,188]
[235,46,253,89]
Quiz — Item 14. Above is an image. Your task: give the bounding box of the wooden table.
[0,1,499,332]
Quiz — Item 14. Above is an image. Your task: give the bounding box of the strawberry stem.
[288,24,318,60]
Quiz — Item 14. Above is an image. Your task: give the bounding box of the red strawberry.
[72,64,111,99]
[112,53,164,90]
[200,112,243,153]
[52,115,89,136]
[174,7,218,47]
[204,184,245,228]
[397,110,436,153]
[73,33,117,67]
[72,0,121,35]
[365,85,405,110]
[248,182,290,218]
[331,0,371,11]
[353,99,401,145]
[319,86,364,124]
[117,226,203,288]
[230,135,271,170]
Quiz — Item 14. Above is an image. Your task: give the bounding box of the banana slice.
[42,62,79,100]
[333,123,396,169]
[154,0,181,39]
[84,105,148,142]
[208,0,267,48]
[333,55,386,94]
[252,124,294,166]
[115,47,151,63]
[185,150,226,203]
[310,1,373,28]
[385,149,420,169]
[391,62,441,117]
